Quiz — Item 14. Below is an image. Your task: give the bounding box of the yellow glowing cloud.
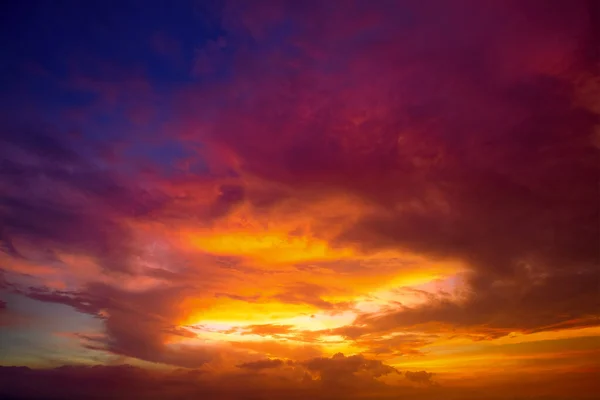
[187,231,354,263]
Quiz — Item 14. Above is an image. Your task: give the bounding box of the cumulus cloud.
[301,352,399,386]
[405,370,435,386]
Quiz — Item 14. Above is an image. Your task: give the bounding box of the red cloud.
[170,0,600,338]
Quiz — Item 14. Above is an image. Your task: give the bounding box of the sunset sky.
[0,1,599,399]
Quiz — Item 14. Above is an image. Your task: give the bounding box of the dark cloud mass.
[187,0,600,336]
[0,363,597,400]
[237,358,284,370]
[405,370,435,386]
[301,352,399,385]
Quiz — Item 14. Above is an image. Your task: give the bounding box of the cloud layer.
[0,0,598,398]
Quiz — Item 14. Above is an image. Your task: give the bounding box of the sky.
[0,0,599,399]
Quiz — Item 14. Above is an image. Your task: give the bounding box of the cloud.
[272,283,352,311]
[0,0,598,394]
[238,324,295,336]
[228,340,323,361]
[24,287,109,316]
[0,119,165,275]
[208,184,246,218]
[237,358,284,370]
[76,283,217,368]
[348,268,600,338]
[172,0,600,338]
[350,333,434,357]
[302,352,399,386]
[405,370,435,386]
[0,355,399,400]
[13,283,216,368]
[3,362,596,400]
